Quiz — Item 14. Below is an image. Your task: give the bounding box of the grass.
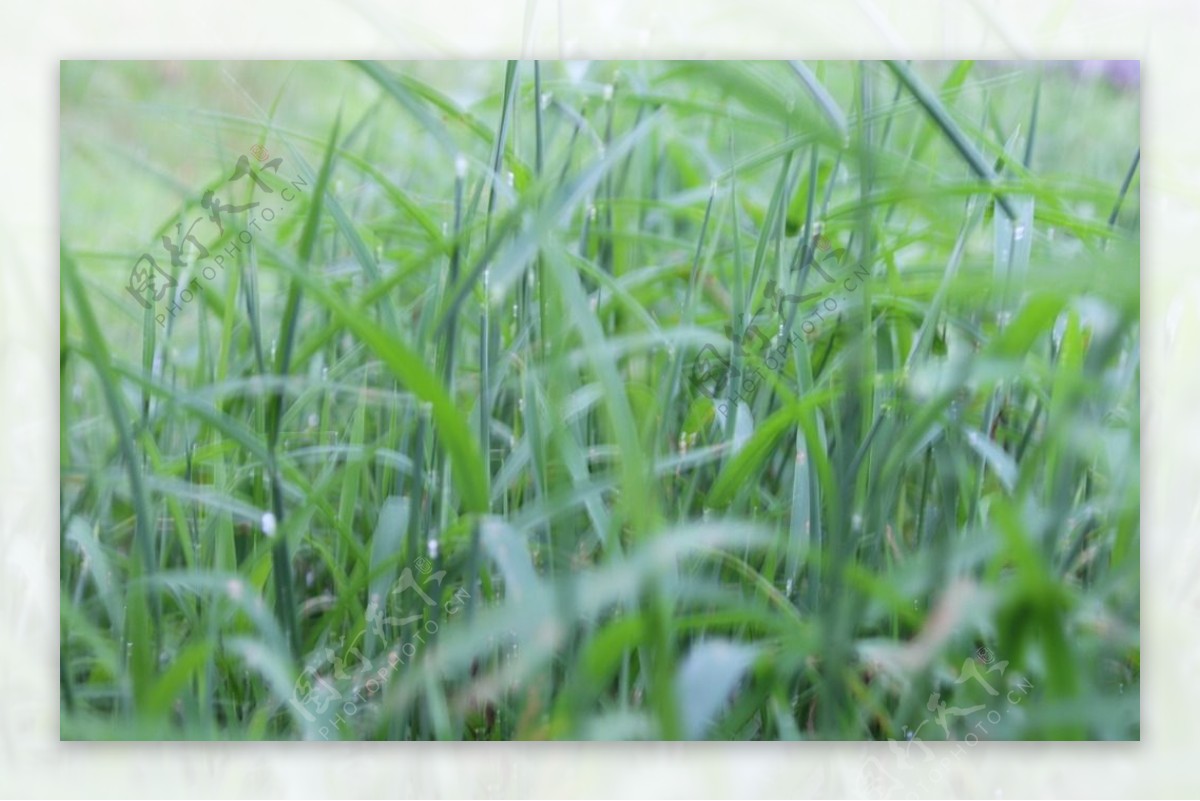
[60,60,1139,741]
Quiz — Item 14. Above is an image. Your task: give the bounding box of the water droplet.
[427,539,439,560]
[262,512,277,537]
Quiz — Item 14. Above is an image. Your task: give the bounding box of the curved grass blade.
[788,61,848,142]
[885,60,1017,220]
[62,244,160,708]
[260,240,489,515]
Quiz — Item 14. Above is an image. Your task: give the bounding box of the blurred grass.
[60,60,1139,741]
